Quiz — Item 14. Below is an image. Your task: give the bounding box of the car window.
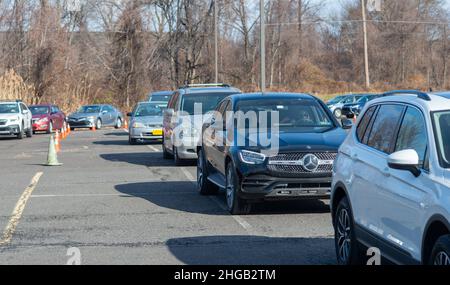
[356,106,377,142]
[0,104,20,113]
[366,104,405,154]
[394,107,428,166]
[30,106,50,115]
[181,93,234,115]
[20,103,28,112]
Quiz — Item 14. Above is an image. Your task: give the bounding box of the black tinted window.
[367,104,405,154]
[395,107,428,165]
[357,106,377,142]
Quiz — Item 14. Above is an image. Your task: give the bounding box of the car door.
[100,106,110,125]
[206,100,228,172]
[350,104,405,240]
[21,103,31,129]
[377,105,434,261]
[213,100,231,175]
[164,92,180,151]
[51,106,61,129]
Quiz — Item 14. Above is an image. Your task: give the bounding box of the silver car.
[128,102,166,145]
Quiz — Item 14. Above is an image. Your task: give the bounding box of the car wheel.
[197,149,218,195]
[46,121,53,134]
[115,118,122,129]
[334,196,363,265]
[96,119,102,130]
[173,147,184,166]
[334,108,342,118]
[225,162,251,215]
[429,235,450,265]
[17,123,24,140]
[26,123,33,138]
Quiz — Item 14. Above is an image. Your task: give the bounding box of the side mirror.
[388,149,421,177]
[102,110,108,114]
[127,112,133,117]
[341,118,353,130]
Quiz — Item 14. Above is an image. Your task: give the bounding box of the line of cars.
[133,84,450,265]
[0,100,125,140]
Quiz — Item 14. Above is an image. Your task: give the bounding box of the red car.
[29,104,66,134]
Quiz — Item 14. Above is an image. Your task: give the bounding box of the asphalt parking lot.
[0,129,335,265]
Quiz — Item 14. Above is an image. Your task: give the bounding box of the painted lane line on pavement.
[147,145,159,152]
[0,172,44,246]
[180,167,255,234]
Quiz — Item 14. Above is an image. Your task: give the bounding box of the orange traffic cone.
[91,123,96,132]
[123,119,128,130]
[55,130,61,153]
[67,124,71,135]
[62,125,66,140]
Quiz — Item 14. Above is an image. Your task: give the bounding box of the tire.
[17,123,24,140]
[46,121,53,134]
[26,123,33,138]
[70,128,75,131]
[225,162,251,215]
[162,137,173,159]
[429,235,450,265]
[173,147,184,166]
[115,118,122,129]
[197,149,218,195]
[96,119,102,130]
[129,136,137,145]
[334,108,342,118]
[334,196,364,265]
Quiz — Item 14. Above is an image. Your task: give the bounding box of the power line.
[264,19,450,26]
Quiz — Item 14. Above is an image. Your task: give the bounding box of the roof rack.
[179,83,231,89]
[382,90,431,101]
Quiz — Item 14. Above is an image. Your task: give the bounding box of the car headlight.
[133,122,145,128]
[87,116,96,121]
[9,118,18,123]
[239,150,266,165]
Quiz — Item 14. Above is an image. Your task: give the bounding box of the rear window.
[181,93,236,115]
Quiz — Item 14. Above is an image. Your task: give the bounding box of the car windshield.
[77,106,101,114]
[236,98,335,133]
[328,96,345,104]
[29,106,49,115]
[151,95,171,103]
[433,111,450,168]
[0,104,19,114]
[182,93,236,115]
[134,104,165,117]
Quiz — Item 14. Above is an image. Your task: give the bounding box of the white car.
[331,90,450,265]
[0,100,33,139]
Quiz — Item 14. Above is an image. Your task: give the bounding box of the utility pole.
[214,0,219,83]
[362,0,370,89]
[260,0,266,93]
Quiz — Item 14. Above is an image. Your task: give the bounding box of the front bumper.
[0,125,20,135]
[130,127,163,140]
[239,174,332,201]
[68,119,94,128]
[32,122,49,131]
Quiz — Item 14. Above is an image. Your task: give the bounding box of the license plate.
[152,130,163,136]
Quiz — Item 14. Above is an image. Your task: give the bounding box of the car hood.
[68,113,98,119]
[241,127,348,153]
[132,116,163,125]
[0,113,21,120]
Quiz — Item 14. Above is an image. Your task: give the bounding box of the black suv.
[197,93,352,215]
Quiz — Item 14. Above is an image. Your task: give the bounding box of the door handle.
[382,167,390,177]
[351,153,358,161]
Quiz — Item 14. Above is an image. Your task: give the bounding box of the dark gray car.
[68,104,123,130]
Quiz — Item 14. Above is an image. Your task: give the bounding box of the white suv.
[331,90,450,265]
[0,100,33,139]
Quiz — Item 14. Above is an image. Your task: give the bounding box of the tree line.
[0,0,448,111]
